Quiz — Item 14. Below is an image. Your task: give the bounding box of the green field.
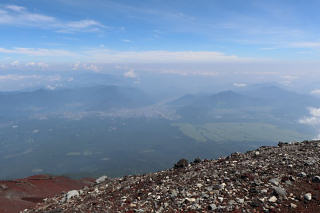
[173,122,310,143]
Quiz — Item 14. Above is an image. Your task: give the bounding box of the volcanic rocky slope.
[26,140,320,212]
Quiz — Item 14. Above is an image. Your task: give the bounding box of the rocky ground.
[25,140,320,212]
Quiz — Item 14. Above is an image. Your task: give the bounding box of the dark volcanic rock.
[174,158,189,169]
[25,140,320,212]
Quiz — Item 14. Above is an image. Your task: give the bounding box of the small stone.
[219,183,226,189]
[95,175,109,184]
[312,176,320,183]
[268,196,277,203]
[129,203,136,207]
[193,157,201,164]
[170,190,178,197]
[250,200,260,208]
[272,186,287,197]
[269,178,280,186]
[191,204,201,210]
[174,159,189,169]
[206,186,213,191]
[305,157,316,166]
[304,193,312,201]
[208,204,217,210]
[298,172,307,177]
[0,184,8,190]
[228,200,236,205]
[236,198,244,204]
[185,198,196,202]
[285,180,292,185]
[196,183,203,188]
[202,193,210,199]
[290,203,297,208]
[66,190,79,201]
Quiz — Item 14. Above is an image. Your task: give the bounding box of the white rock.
[219,183,226,189]
[196,183,203,188]
[96,175,109,184]
[66,190,79,201]
[236,198,244,204]
[290,203,297,208]
[268,196,277,203]
[304,193,312,201]
[269,178,280,186]
[261,189,268,194]
[185,198,196,202]
[208,204,217,210]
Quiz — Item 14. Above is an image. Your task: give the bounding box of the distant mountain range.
[0,85,152,117]
[169,86,320,124]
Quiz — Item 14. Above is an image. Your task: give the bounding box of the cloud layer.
[0,5,106,32]
[299,107,320,126]
[0,46,255,64]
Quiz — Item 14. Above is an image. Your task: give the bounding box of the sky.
[0,0,320,90]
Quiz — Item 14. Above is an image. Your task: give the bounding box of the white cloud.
[56,20,106,33]
[0,74,62,82]
[311,89,320,95]
[0,47,75,57]
[0,47,255,64]
[0,5,106,33]
[122,39,131,43]
[282,75,298,81]
[290,42,320,48]
[67,77,74,82]
[5,5,25,12]
[260,47,278,50]
[159,69,218,76]
[86,49,253,63]
[72,63,100,72]
[83,64,100,72]
[46,85,56,90]
[0,74,42,81]
[299,116,320,125]
[123,69,137,78]
[233,83,247,87]
[299,107,320,126]
[10,60,19,66]
[26,62,49,69]
[309,107,320,117]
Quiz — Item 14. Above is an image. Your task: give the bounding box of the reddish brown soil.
[0,174,93,213]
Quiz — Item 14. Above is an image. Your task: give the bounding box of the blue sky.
[0,0,320,90]
[1,0,320,62]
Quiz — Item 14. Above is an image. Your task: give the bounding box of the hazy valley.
[0,83,318,180]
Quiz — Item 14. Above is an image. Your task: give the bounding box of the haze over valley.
[0,80,319,179]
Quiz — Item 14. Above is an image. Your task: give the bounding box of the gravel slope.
[25,140,320,212]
